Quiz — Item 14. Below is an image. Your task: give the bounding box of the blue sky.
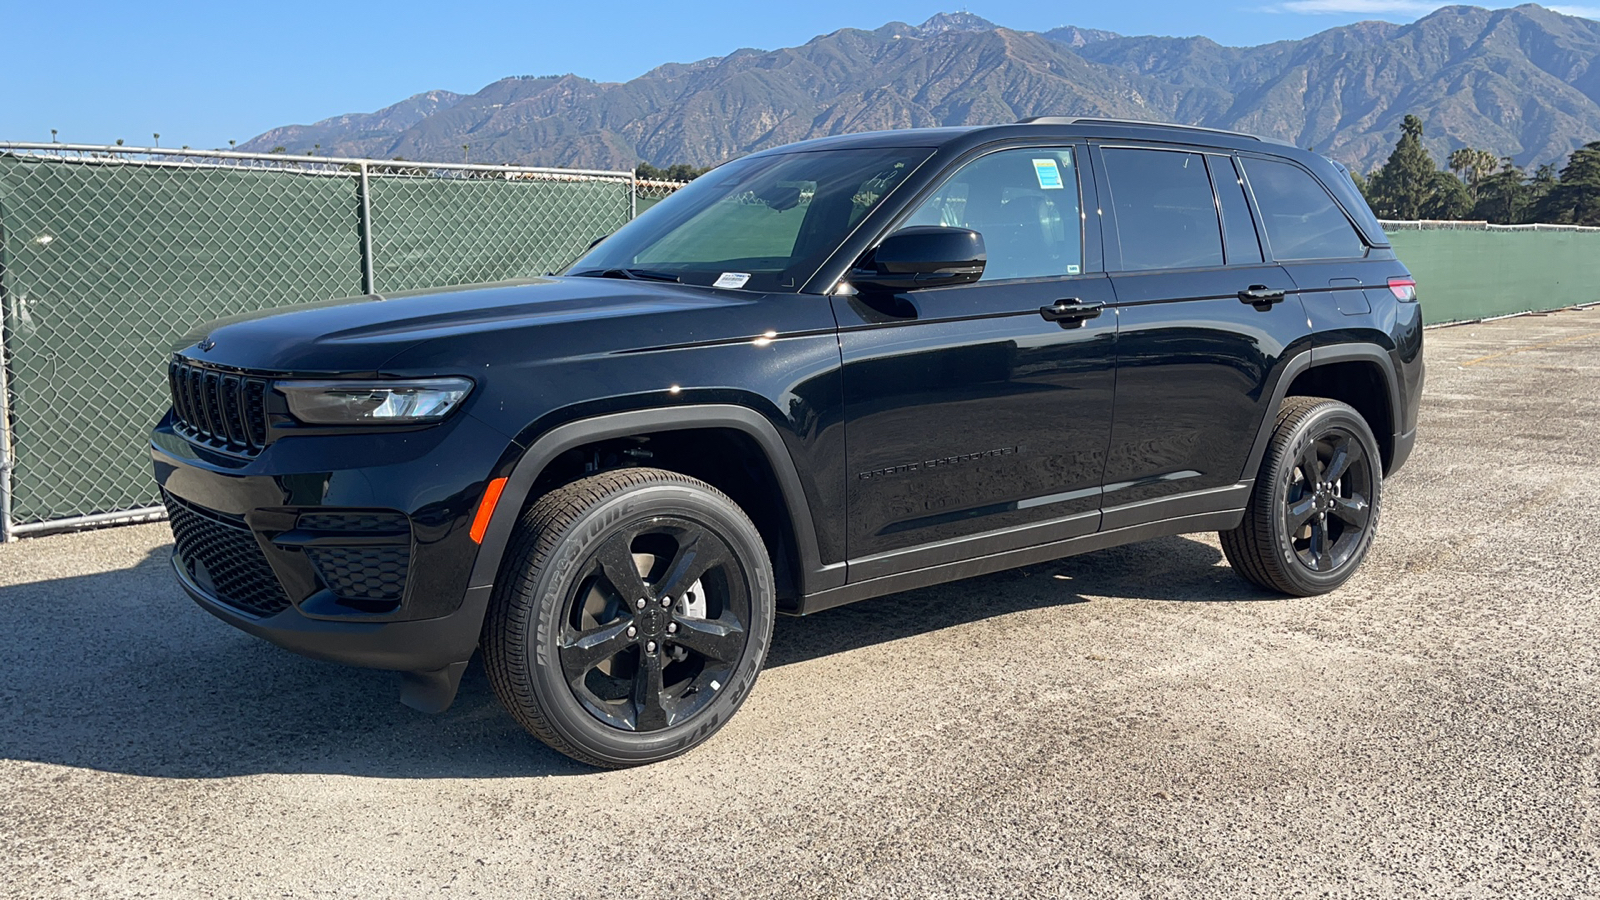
[6,1,1597,151]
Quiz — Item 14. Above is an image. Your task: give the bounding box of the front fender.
[465,404,841,597]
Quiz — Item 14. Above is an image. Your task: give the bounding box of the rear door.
[1237,154,1417,455]
[1236,153,1387,332]
[833,143,1118,577]
[1094,143,1313,527]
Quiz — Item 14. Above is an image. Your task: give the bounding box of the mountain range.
[239,5,1600,174]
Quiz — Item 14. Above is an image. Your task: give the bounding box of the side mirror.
[849,226,986,292]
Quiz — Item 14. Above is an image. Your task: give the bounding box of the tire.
[1221,396,1383,596]
[482,467,775,768]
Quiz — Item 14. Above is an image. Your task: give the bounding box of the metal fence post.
[0,201,13,542]
[0,306,13,544]
[630,171,638,220]
[358,161,376,295]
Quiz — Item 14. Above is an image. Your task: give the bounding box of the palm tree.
[50,128,57,143]
[1448,147,1500,202]
[463,144,470,163]
[153,133,160,148]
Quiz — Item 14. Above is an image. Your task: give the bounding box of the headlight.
[276,377,473,425]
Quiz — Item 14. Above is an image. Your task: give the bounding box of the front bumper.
[151,409,514,675]
[172,551,493,673]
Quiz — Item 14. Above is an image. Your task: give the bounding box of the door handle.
[1039,299,1104,327]
[1238,285,1287,307]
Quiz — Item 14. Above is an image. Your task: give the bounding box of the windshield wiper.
[571,267,681,283]
[623,268,681,283]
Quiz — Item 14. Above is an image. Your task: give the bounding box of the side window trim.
[1235,151,1372,263]
[871,141,1097,283]
[1205,154,1265,267]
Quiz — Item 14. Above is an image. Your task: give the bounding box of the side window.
[1208,155,1263,265]
[1103,148,1224,271]
[1239,157,1365,260]
[903,147,1082,282]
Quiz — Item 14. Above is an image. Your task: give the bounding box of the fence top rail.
[0,142,636,181]
[1380,218,1600,233]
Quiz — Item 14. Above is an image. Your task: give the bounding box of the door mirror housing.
[849,226,986,292]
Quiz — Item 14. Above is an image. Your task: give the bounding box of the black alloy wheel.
[1282,426,1375,573]
[484,467,774,768]
[1222,396,1383,596]
[559,518,750,732]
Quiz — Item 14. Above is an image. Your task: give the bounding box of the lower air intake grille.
[296,512,408,533]
[165,493,291,617]
[304,545,411,603]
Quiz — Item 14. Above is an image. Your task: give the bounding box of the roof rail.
[1014,116,1279,143]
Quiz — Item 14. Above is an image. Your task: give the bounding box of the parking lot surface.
[2,307,1598,898]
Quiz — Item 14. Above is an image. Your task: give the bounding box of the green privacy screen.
[0,152,637,528]
[1384,223,1600,325]
[0,155,363,526]
[367,175,632,292]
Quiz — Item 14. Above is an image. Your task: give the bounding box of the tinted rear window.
[1240,157,1365,260]
[1103,148,1224,271]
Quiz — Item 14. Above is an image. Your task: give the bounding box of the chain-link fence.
[0,143,683,537]
[634,178,685,215]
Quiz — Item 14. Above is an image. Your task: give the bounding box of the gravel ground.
[2,308,1598,899]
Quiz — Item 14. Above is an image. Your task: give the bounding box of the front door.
[833,145,1117,579]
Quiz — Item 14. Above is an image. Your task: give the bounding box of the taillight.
[1388,276,1417,301]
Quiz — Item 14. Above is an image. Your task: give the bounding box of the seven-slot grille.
[168,358,269,454]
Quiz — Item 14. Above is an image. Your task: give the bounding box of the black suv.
[152,118,1423,767]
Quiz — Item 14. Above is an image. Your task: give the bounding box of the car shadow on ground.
[0,534,1271,780]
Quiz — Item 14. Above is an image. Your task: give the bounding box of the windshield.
[566,147,933,293]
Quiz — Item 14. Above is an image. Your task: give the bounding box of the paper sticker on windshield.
[1033,159,1064,190]
[714,272,751,289]
[1067,264,1081,275]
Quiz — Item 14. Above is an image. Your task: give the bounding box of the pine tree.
[1421,170,1471,219]
[1472,159,1532,224]
[1369,116,1440,220]
[1525,164,1559,219]
[1535,142,1600,226]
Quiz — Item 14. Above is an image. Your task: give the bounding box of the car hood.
[178,276,758,373]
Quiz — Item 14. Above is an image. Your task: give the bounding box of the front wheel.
[483,468,775,767]
[1221,397,1382,596]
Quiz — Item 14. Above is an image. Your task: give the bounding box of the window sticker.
[714,272,751,289]
[1067,264,1081,275]
[1032,158,1064,190]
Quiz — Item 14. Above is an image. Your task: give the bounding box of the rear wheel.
[1221,396,1382,596]
[483,468,774,767]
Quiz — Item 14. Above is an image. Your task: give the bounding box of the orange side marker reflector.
[470,477,509,544]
